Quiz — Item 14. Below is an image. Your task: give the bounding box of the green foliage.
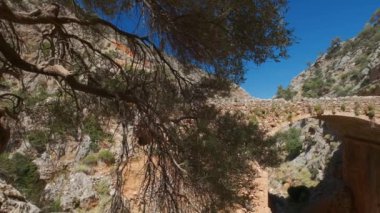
[95,180,110,196]
[23,86,50,106]
[83,115,110,144]
[0,153,45,205]
[74,164,92,174]
[302,70,333,98]
[40,41,51,57]
[340,104,346,112]
[27,130,49,154]
[46,96,78,136]
[287,112,293,122]
[83,153,98,166]
[334,85,353,97]
[276,128,302,160]
[177,109,277,209]
[370,8,380,26]
[355,55,368,69]
[276,85,296,100]
[98,149,115,165]
[89,141,100,153]
[79,0,292,84]
[313,104,324,116]
[326,37,341,59]
[366,105,375,119]
[354,102,360,116]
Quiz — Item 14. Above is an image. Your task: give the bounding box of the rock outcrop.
[0,179,40,213]
[283,22,380,99]
[44,172,99,211]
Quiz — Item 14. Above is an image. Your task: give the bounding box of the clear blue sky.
[241,0,380,99]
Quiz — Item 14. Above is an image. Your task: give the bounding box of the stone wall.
[211,96,380,135]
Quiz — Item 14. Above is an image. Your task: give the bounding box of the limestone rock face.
[75,134,92,161]
[0,179,40,213]
[33,152,56,180]
[44,172,98,211]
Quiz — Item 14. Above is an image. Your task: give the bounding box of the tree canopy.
[0,0,291,211]
[78,0,292,82]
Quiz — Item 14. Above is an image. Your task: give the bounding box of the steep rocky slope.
[282,18,380,99]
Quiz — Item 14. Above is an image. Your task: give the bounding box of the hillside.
[277,14,380,100]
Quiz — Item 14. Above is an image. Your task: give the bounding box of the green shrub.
[179,110,273,207]
[287,112,293,122]
[334,85,352,97]
[314,104,324,116]
[74,164,92,174]
[340,104,346,112]
[47,97,77,136]
[276,128,302,160]
[0,153,45,205]
[24,86,50,106]
[40,41,52,57]
[27,130,49,154]
[276,85,296,100]
[326,37,341,59]
[355,55,368,69]
[302,70,332,98]
[95,180,110,196]
[89,141,100,152]
[354,102,360,116]
[83,116,110,143]
[98,150,115,165]
[366,105,375,119]
[83,153,98,166]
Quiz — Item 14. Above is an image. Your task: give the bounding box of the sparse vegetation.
[95,180,110,196]
[74,164,92,174]
[83,154,98,166]
[334,85,353,97]
[302,70,334,98]
[98,150,115,165]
